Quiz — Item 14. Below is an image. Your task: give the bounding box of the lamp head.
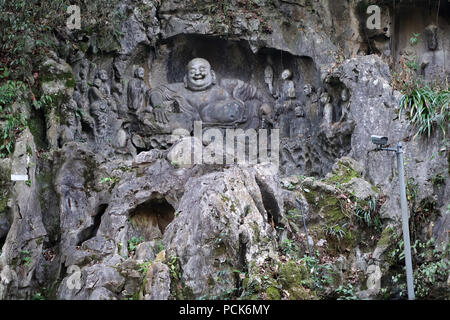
[371,135,388,146]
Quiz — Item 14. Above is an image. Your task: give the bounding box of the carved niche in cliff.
[142,58,268,135]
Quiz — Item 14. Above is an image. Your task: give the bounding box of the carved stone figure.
[112,81,127,117]
[280,69,296,101]
[294,105,305,118]
[303,83,319,120]
[127,67,146,112]
[79,60,89,81]
[97,69,111,96]
[320,91,333,126]
[264,65,274,96]
[338,87,350,122]
[303,84,312,96]
[59,99,81,145]
[96,69,117,114]
[74,82,97,134]
[275,69,297,137]
[289,102,310,138]
[260,103,274,129]
[425,24,438,51]
[88,78,109,142]
[419,24,445,80]
[147,58,263,132]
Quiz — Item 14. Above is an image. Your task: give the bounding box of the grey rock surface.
[0,0,448,301]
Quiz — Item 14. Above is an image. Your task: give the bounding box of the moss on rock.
[377,226,395,248]
[265,286,280,300]
[304,188,345,225]
[327,161,361,184]
[0,193,9,213]
[279,260,308,289]
[289,285,316,300]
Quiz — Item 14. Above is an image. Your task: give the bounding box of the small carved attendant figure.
[303,84,312,97]
[79,60,89,82]
[294,105,305,118]
[59,99,81,145]
[303,83,319,120]
[97,69,110,96]
[74,82,96,133]
[320,91,333,126]
[264,65,274,96]
[425,24,438,51]
[275,69,296,137]
[128,67,146,112]
[113,81,127,117]
[338,87,350,122]
[260,103,274,129]
[89,78,109,142]
[419,24,444,80]
[280,69,296,102]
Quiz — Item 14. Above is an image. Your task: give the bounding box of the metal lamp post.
[371,136,415,300]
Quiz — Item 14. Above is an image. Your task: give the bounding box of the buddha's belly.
[200,99,245,124]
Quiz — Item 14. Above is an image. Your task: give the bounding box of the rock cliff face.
[0,0,448,300]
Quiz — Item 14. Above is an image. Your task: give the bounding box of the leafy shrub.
[127,236,143,253]
[388,237,449,299]
[300,254,333,293]
[409,33,420,46]
[353,196,382,232]
[0,68,27,157]
[336,284,358,300]
[323,223,347,241]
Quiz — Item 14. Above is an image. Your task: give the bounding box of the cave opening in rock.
[129,198,175,241]
[76,203,108,246]
[0,210,10,253]
[255,178,282,228]
[0,235,6,253]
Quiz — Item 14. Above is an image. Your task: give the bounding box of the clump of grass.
[399,86,449,139]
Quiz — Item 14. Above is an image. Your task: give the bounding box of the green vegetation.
[153,240,164,254]
[388,238,449,299]
[167,255,181,280]
[127,236,144,254]
[0,0,127,156]
[138,260,152,275]
[409,33,420,46]
[404,57,419,71]
[99,176,121,188]
[335,284,358,300]
[300,254,334,294]
[353,196,382,232]
[430,172,445,187]
[327,162,361,184]
[265,286,280,300]
[31,293,45,300]
[399,86,449,139]
[0,74,27,157]
[280,238,299,257]
[323,223,347,241]
[0,0,123,79]
[20,249,32,267]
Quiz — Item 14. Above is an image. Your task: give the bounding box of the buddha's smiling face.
[98,70,108,81]
[135,67,145,80]
[186,58,214,91]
